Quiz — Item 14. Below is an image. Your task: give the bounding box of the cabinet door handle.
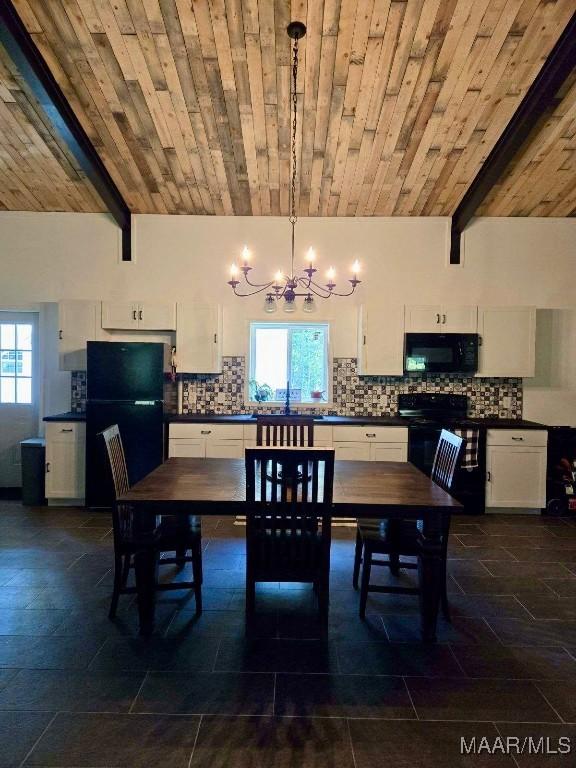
[132,309,137,320]
[442,314,446,324]
[200,430,212,435]
[60,428,73,433]
[366,433,376,438]
[486,471,491,481]
[214,333,217,344]
[58,330,63,340]
[139,309,143,321]
[511,436,524,441]
[436,313,440,324]
[363,335,366,345]
[46,462,51,473]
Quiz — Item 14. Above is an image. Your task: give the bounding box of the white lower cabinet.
[485,429,548,510]
[169,422,407,462]
[168,423,244,458]
[331,426,408,462]
[45,422,85,500]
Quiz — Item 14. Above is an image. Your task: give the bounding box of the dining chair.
[256,415,315,447]
[244,446,335,625]
[353,429,465,620]
[100,425,203,619]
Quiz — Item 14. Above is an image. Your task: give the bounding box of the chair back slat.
[431,429,465,491]
[245,447,334,579]
[256,416,314,447]
[99,424,133,543]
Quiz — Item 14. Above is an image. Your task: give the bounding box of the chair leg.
[192,541,203,616]
[441,556,451,622]
[246,572,256,615]
[389,552,400,576]
[175,546,187,571]
[120,554,131,588]
[353,528,362,589]
[109,553,123,620]
[359,546,372,620]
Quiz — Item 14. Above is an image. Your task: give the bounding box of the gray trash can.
[20,438,46,506]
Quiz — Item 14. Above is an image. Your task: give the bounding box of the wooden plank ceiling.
[0,39,106,212]
[1,0,575,216]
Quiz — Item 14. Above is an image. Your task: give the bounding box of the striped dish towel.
[454,428,479,470]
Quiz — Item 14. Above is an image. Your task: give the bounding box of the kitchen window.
[0,323,33,404]
[248,322,330,405]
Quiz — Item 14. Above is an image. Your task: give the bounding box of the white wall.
[1,211,575,424]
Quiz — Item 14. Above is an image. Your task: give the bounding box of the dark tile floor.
[1,502,576,766]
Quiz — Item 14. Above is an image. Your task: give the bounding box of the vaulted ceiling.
[0,0,575,217]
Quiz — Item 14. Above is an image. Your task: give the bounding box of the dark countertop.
[167,413,409,426]
[43,411,86,422]
[42,411,548,430]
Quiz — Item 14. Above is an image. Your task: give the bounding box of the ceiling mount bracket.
[287,21,306,40]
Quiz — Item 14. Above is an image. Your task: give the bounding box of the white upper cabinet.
[477,307,536,377]
[58,300,101,370]
[101,302,176,331]
[101,302,138,330]
[175,304,222,373]
[357,304,404,376]
[405,305,477,333]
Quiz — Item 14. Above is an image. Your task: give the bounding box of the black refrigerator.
[85,342,170,507]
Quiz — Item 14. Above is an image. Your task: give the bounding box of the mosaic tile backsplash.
[72,358,522,417]
[179,357,522,418]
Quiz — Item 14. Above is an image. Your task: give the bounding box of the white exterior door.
[0,312,39,487]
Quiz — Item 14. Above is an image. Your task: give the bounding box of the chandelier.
[227,21,362,314]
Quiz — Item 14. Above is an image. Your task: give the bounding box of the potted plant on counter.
[250,380,273,406]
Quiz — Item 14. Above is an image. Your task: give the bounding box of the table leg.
[134,545,158,636]
[418,512,444,643]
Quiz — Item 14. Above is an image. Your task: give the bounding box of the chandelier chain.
[289,37,298,229]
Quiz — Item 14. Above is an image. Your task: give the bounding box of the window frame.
[246,320,332,408]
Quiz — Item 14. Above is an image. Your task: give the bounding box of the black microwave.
[404,333,479,374]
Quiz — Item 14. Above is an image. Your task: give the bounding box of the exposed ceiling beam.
[450,11,576,264]
[0,0,132,259]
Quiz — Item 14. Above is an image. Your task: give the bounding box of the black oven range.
[398,393,486,515]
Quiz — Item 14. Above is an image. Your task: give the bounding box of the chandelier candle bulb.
[352,260,360,275]
[241,246,250,266]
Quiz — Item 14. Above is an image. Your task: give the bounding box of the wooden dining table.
[120,457,461,641]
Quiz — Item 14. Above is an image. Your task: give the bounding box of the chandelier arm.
[230,283,275,298]
[242,273,279,289]
[295,277,331,298]
[323,284,359,298]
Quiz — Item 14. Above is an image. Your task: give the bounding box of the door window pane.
[0,377,15,403]
[16,324,32,351]
[18,351,32,377]
[1,350,16,375]
[16,378,32,404]
[0,324,15,349]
